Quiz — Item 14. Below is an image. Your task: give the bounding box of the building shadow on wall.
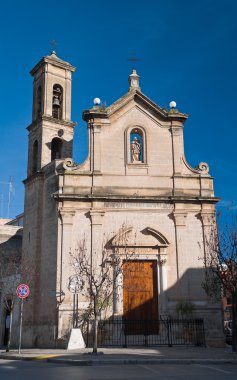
[0,229,23,346]
[0,229,22,259]
[121,267,222,346]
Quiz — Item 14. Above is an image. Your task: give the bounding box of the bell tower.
[21,52,76,347]
[27,51,76,176]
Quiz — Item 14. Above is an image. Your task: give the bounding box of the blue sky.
[0,0,236,219]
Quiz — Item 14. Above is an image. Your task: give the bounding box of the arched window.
[52,84,63,120]
[130,128,144,163]
[32,140,38,173]
[37,86,42,117]
[51,138,62,160]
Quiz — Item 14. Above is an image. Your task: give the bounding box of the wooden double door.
[123,260,158,333]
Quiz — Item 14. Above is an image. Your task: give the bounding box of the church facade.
[5,52,223,347]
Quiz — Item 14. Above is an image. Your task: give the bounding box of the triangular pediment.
[106,90,187,123]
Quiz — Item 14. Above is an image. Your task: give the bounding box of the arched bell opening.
[51,137,63,160]
[37,86,42,117]
[52,84,63,120]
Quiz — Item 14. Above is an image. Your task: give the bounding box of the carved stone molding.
[196,162,210,174]
[63,158,78,171]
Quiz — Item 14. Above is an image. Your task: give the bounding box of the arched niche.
[125,126,147,164]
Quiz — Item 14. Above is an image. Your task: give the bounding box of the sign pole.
[16,284,30,354]
[18,297,24,354]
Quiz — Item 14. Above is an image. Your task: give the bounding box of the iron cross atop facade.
[128,54,141,69]
[50,39,57,52]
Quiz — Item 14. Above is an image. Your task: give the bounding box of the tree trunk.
[232,291,237,353]
[6,310,13,353]
[93,315,98,354]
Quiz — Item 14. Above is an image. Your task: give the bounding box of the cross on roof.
[128,54,142,69]
[50,39,57,52]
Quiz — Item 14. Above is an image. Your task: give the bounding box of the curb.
[47,358,237,366]
[1,354,237,366]
[0,354,59,361]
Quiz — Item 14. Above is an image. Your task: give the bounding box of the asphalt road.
[0,360,237,380]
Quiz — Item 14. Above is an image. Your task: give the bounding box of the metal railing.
[85,318,205,347]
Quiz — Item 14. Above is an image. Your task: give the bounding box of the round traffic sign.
[16,284,30,299]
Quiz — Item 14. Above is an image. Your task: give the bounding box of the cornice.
[30,55,76,76]
[23,171,44,185]
[53,193,220,204]
[27,115,76,131]
[82,109,108,122]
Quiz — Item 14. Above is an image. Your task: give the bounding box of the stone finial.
[128,69,141,92]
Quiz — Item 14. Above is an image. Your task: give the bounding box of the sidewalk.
[1,347,237,366]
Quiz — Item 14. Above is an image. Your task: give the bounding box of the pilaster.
[170,121,184,175]
[172,210,187,284]
[92,125,102,173]
[89,210,105,266]
[58,209,75,302]
[158,254,168,315]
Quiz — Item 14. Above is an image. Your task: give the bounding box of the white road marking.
[0,365,15,370]
[138,364,160,375]
[195,364,232,375]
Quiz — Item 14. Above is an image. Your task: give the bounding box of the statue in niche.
[131,137,141,162]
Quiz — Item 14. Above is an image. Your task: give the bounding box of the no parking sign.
[16,284,30,299]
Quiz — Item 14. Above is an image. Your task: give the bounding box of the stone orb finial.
[169,101,177,109]
[93,97,101,105]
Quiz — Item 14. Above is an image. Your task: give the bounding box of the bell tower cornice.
[27,116,76,132]
[30,51,76,76]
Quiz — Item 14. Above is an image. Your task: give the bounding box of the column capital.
[158,250,167,265]
[89,210,105,225]
[172,211,187,227]
[93,124,101,132]
[59,209,75,224]
[199,212,215,227]
[170,126,182,136]
[160,258,167,266]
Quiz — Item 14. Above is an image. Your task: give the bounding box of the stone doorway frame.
[108,226,169,318]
